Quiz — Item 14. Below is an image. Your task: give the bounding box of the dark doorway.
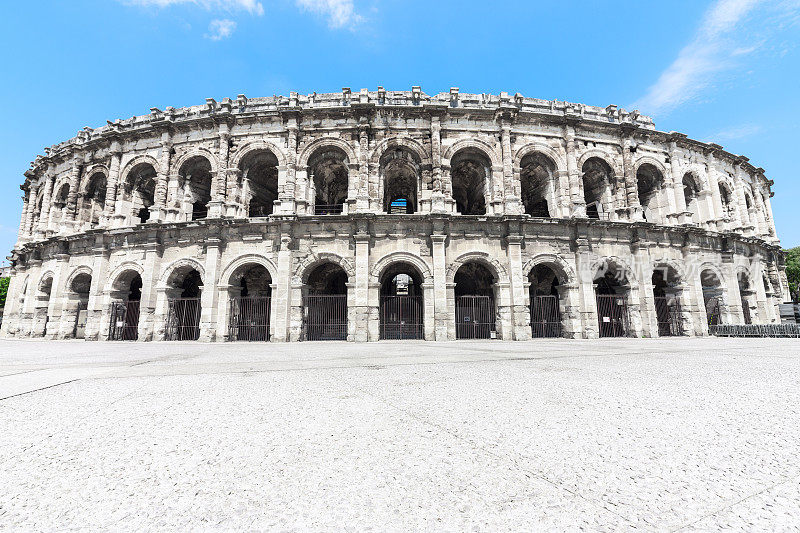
[303,262,348,340]
[454,262,496,339]
[379,263,423,340]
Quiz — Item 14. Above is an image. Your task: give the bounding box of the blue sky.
[1,0,799,266]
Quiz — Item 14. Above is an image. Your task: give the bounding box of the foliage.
[0,277,8,309]
[785,247,800,303]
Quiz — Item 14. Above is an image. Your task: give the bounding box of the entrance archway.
[701,269,724,326]
[379,262,423,339]
[528,264,562,337]
[303,262,348,340]
[652,265,685,336]
[165,267,202,340]
[228,264,272,341]
[454,262,496,339]
[109,271,142,341]
[594,261,631,337]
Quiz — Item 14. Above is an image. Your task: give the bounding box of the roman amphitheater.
[0,88,789,342]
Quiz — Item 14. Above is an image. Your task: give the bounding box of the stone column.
[565,124,585,217]
[44,254,69,339]
[422,281,435,340]
[150,135,172,222]
[199,238,221,341]
[573,227,598,338]
[17,191,30,243]
[506,234,529,340]
[353,228,370,342]
[621,132,641,220]
[207,127,228,218]
[356,121,371,213]
[64,157,83,232]
[36,172,55,237]
[23,184,39,239]
[280,117,299,215]
[430,114,448,214]
[668,143,687,224]
[86,241,110,341]
[272,229,293,342]
[103,145,122,227]
[431,229,449,340]
[500,118,520,215]
[136,240,162,341]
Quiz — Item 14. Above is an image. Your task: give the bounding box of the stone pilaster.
[506,234,529,340]
[198,237,221,341]
[564,124,585,217]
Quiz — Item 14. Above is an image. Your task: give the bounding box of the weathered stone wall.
[0,89,787,342]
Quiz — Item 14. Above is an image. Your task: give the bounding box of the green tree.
[785,247,800,303]
[0,277,8,310]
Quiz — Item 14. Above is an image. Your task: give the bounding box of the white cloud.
[710,123,763,141]
[632,0,761,115]
[206,18,236,40]
[121,0,264,16]
[295,0,361,29]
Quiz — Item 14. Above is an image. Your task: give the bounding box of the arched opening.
[701,269,724,327]
[451,148,489,215]
[52,184,70,225]
[80,173,107,227]
[381,149,419,214]
[228,263,272,341]
[744,193,755,227]
[683,173,700,223]
[379,262,424,339]
[178,156,213,221]
[738,272,754,325]
[165,267,202,341]
[309,148,348,215]
[582,158,613,219]
[520,153,555,217]
[636,163,664,222]
[594,260,631,337]
[454,262,496,339]
[123,163,156,224]
[109,271,142,341]
[33,193,44,231]
[239,150,279,217]
[528,264,563,337]
[652,265,685,336]
[33,275,54,337]
[719,183,734,220]
[303,262,348,340]
[68,273,92,339]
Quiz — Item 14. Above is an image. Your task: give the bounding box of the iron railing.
[303,294,347,340]
[165,297,201,341]
[596,294,630,338]
[379,295,423,340]
[314,204,344,215]
[109,300,140,341]
[530,295,562,338]
[229,296,271,341]
[711,324,800,337]
[705,297,722,327]
[456,295,496,339]
[654,296,684,337]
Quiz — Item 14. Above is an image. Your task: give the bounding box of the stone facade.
[0,88,789,342]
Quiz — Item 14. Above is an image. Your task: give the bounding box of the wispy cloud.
[710,123,763,141]
[121,0,264,15]
[295,0,361,29]
[632,0,762,115]
[205,18,236,40]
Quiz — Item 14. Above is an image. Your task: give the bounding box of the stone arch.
[633,156,669,176]
[80,165,109,194]
[294,252,355,285]
[120,154,161,181]
[443,138,502,168]
[172,148,220,175]
[105,261,145,292]
[590,256,636,286]
[577,149,622,176]
[699,262,727,287]
[65,265,94,292]
[369,252,433,285]
[220,254,279,287]
[378,145,423,213]
[229,140,287,170]
[522,254,576,286]
[651,258,687,286]
[37,270,55,294]
[369,136,431,167]
[446,251,509,285]
[17,275,30,304]
[513,142,567,172]
[159,258,206,289]
[297,137,357,169]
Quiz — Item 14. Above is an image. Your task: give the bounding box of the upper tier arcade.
[14,87,779,251]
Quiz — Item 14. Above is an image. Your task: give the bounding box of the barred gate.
[705,297,722,326]
[456,295,496,339]
[108,300,140,341]
[379,295,423,340]
[303,295,347,340]
[530,295,562,338]
[596,294,630,338]
[654,297,684,336]
[229,296,271,341]
[165,297,201,341]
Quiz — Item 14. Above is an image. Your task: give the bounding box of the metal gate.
[530,295,562,338]
[596,294,630,338]
[456,295,496,339]
[654,296,684,336]
[705,297,722,326]
[229,296,271,341]
[303,295,347,340]
[165,297,201,341]
[109,300,140,341]
[379,295,423,340]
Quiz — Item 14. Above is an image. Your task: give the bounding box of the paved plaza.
[1,338,799,531]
